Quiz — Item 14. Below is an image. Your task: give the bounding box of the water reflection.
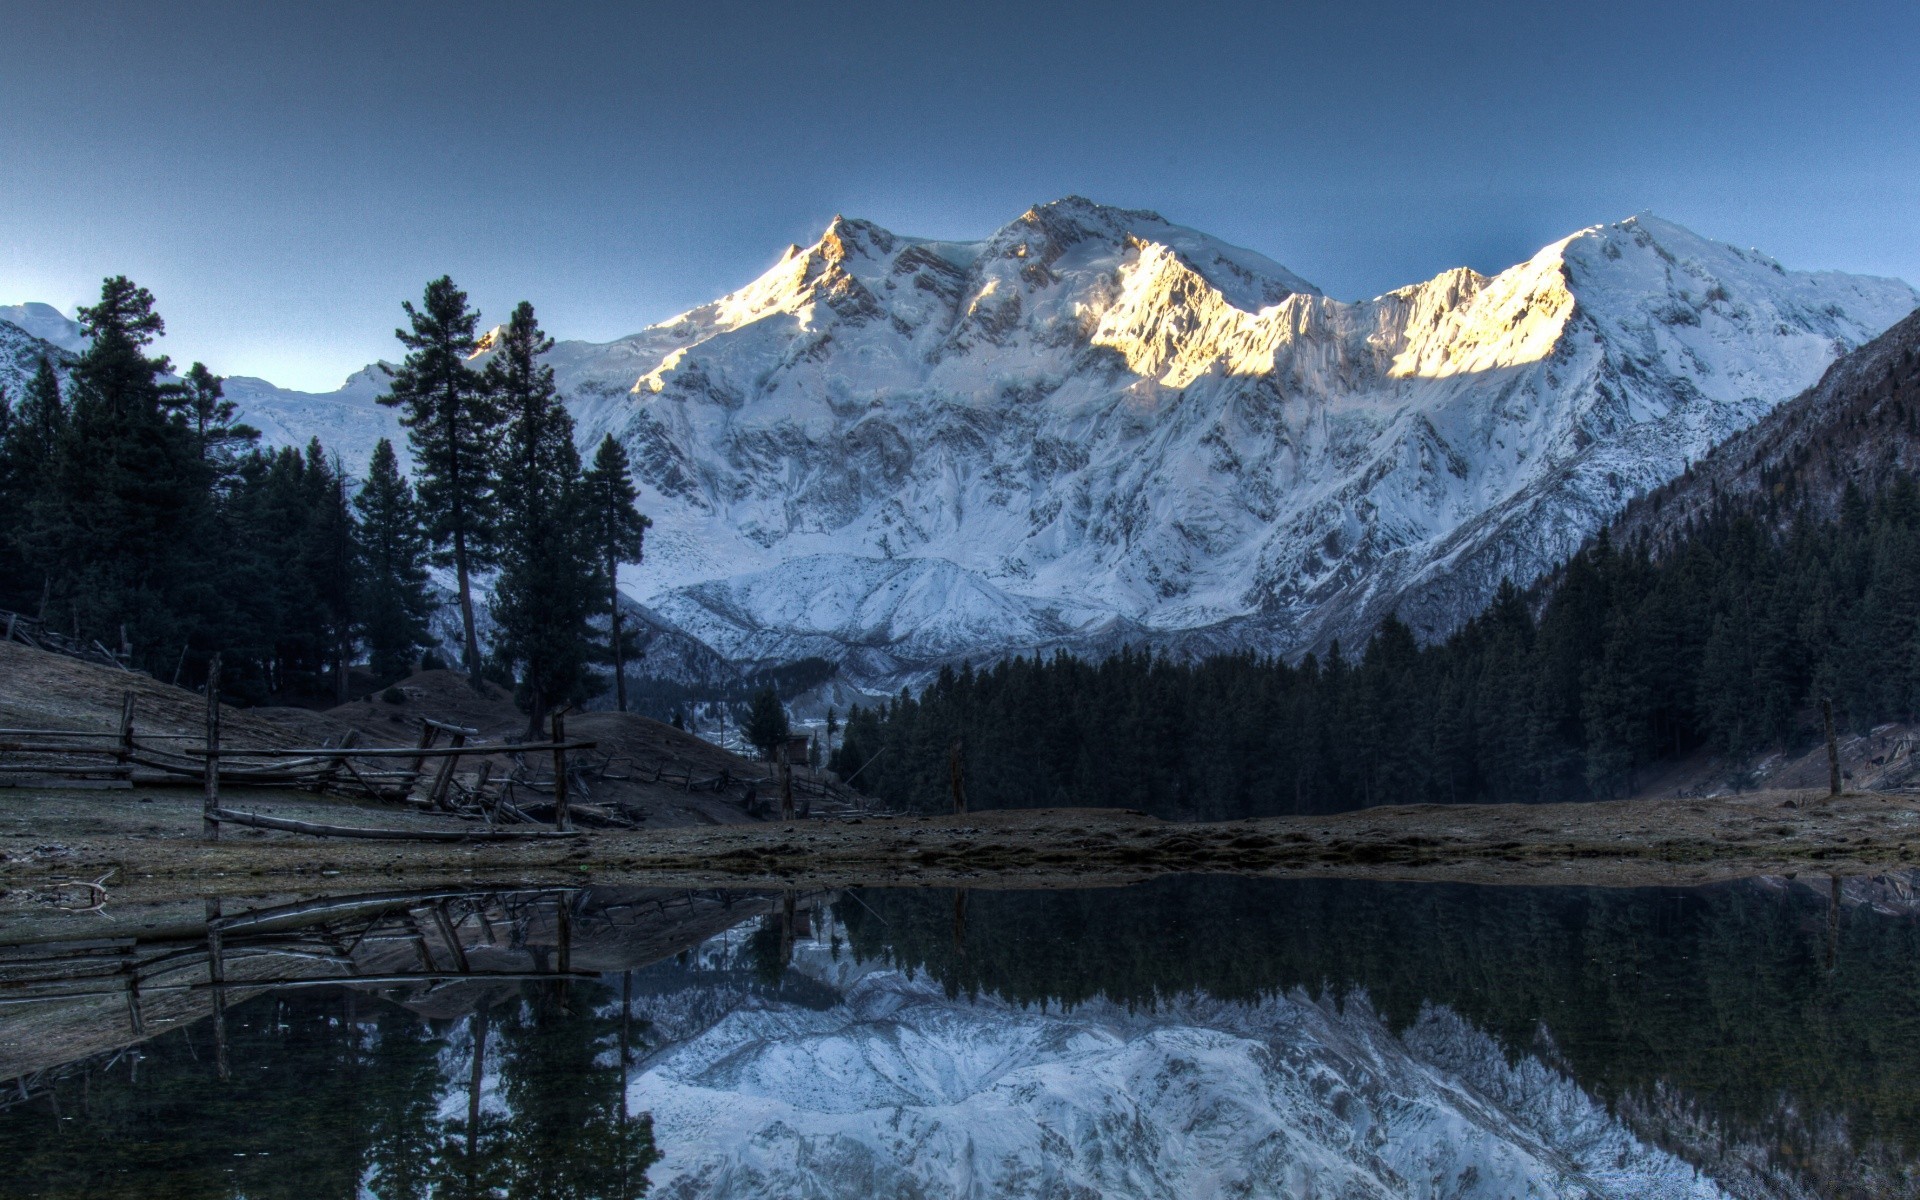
[1,876,1916,1199]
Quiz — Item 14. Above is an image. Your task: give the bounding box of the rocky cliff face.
[12,199,1914,686]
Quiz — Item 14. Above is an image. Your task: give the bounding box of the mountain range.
[6,199,1914,690]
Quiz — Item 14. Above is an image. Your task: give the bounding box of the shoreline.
[5,786,1917,911]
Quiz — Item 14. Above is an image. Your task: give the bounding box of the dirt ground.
[3,779,1916,916]
[8,640,1920,913]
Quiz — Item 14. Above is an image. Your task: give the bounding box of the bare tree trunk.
[454,528,481,688]
[610,563,628,713]
[949,740,968,815]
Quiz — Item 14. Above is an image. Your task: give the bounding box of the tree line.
[835,876,1920,1181]
[834,475,1920,816]
[0,275,650,726]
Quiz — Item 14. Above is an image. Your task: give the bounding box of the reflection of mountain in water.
[634,941,1725,1198]
[815,878,1920,1199]
[5,876,1918,1198]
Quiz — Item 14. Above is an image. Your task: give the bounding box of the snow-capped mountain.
[0,306,78,397]
[10,199,1915,686]
[0,302,85,354]
[623,930,1732,1199]
[551,199,1916,679]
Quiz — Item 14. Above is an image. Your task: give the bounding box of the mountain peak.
[0,302,87,353]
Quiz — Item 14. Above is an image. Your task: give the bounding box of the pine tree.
[304,443,360,703]
[176,362,257,468]
[581,434,652,711]
[353,438,435,684]
[38,277,206,665]
[377,276,500,685]
[486,302,600,732]
[745,687,789,759]
[0,358,66,611]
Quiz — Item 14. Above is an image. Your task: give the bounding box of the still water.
[2,875,1917,1199]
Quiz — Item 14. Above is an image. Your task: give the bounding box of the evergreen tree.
[486,302,600,731]
[581,434,652,712]
[353,438,435,683]
[745,686,789,759]
[176,361,257,468]
[0,357,67,611]
[307,442,361,703]
[378,276,500,685]
[36,277,207,666]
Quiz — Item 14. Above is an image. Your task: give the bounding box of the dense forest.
[834,475,1920,816]
[835,876,1920,1182]
[0,276,648,720]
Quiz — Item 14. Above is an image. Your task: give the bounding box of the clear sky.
[3,0,1916,391]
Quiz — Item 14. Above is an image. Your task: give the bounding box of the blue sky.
[3,0,1916,390]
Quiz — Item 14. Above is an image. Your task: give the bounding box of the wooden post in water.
[465,1006,488,1171]
[1824,696,1842,797]
[551,709,571,832]
[205,897,229,1082]
[202,654,221,841]
[949,740,967,816]
[1827,874,1843,972]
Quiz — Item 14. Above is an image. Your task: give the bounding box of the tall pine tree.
[0,357,66,613]
[581,434,652,712]
[37,277,206,664]
[353,438,435,684]
[377,276,500,685]
[486,302,600,732]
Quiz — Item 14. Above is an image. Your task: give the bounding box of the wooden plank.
[208,807,580,841]
[203,655,221,842]
[0,778,132,790]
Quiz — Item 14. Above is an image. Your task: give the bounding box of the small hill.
[0,640,363,748]
[325,669,526,742]
[0,644,795,827]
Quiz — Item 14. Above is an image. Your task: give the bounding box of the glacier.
[7,198,1915,688]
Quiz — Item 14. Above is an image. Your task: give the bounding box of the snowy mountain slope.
[218,367,401,474]
[1611,305,1920,548]
[0,312,76,399]
[626,936,1731,1199]
[18,198,1914,686]
[534,199,1915,680]
[0,303,86,354]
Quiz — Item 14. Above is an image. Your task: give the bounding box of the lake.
[2,874,1915,1198]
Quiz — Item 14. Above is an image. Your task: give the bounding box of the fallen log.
[208,808,581,841]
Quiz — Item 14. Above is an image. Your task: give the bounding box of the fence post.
[1824,696,1841,797]
[116,691,135,785]
[949,739,967,816]
[203,654,221,841]
[551,709,570,832]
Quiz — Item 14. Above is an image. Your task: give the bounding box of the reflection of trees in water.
[837,876,1920,1193]
[0,982,658,1199]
